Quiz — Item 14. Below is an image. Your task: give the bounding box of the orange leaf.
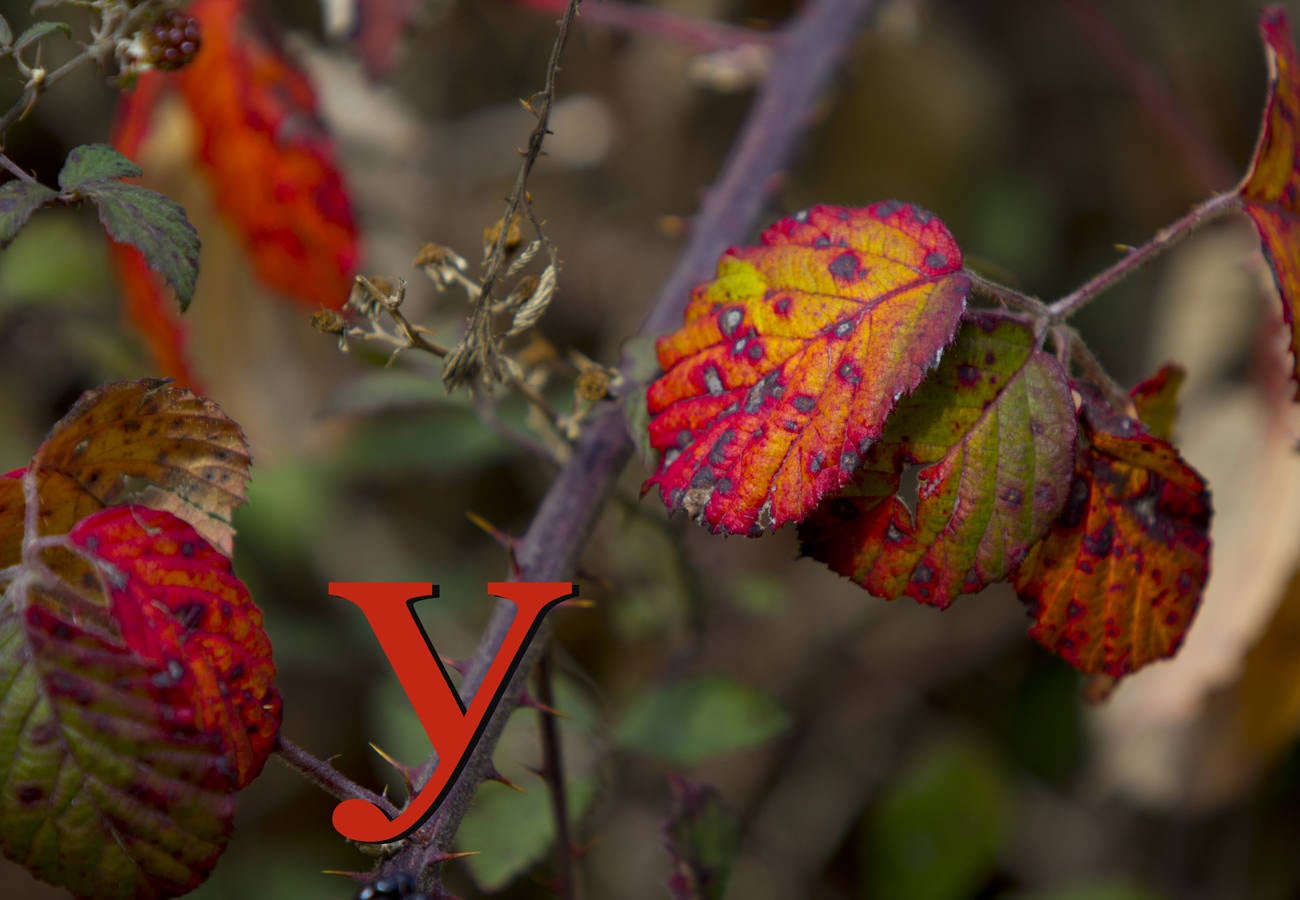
[1011,380,1212,678]
[645,202,969,535]
[0,380,251,561]
[1239,7,1300,395]
[800,314,1077,609]
[109,0,358,381]
[178,0,357,308]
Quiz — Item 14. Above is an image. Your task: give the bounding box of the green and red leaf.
[645,202,969,535]
[0,505,279,900]
[1240,7,1300,395]
[800,314,1076,608]
[1011,379,1211,678]
[0,379,251,566]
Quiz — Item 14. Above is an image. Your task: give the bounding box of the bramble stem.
[966,271,1049,316]
[536,650,578,899]
[1047,191,1239,321]
[275,737,401,818]
[381,0,884,885]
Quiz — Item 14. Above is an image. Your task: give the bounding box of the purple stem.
[377,0,882,881]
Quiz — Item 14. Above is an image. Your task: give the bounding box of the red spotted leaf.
[0,380,250,565]
[800,314,1076,608]
[1240,8,1300,396]
[645,202,969,535]
[110,0,358,381]
[1011,379,1211,678]
[0,505,280,899]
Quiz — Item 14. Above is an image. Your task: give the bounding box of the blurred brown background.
[1,1,1299,898]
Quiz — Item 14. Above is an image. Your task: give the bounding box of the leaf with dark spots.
[800,315,1077,609]
[0,380,252,557]
[1239,9,1300,396]
[645,202,969,535]
[1011,379,1211,678]
[0,179,58,248]
[0,504,279,899]
[57,143,143,191]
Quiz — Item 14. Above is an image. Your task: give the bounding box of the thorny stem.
[1046,190,1239,320]
[536,650,578,900]
[443,0,580,389]
[0,48,98,146]
[965,270,1049,316]
[512,0,779,52]
[0,152,37,183]
[276,737,402,818]
[1067,331,1132,410]
[369,0,884,890]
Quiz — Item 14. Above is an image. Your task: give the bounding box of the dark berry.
[144,9,202,72]
[354,872,425,900]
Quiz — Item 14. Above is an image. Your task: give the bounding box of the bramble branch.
[1046,190,1239,320]
[366,0,883,891]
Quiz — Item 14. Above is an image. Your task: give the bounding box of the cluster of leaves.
[0,144,199,305]
[0,380,279,900]
[643,7,1300,685]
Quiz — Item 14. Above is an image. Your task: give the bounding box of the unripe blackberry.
[144,9,202,71]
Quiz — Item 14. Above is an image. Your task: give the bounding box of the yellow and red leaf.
[1239,7,1300,395]
[1011,379,1211,678]
[645,202,969,535]
[800,314,1077,608]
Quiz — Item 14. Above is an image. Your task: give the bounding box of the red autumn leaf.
[799,314,1077,608]
[1128,363,1185,442]
[644,202,969,535]
[0,505,279,899]
[110,0,358,382]
[1011,379,1212,678]
[0,379,251,568]
[1240,7,1300,396]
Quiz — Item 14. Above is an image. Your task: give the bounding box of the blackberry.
[354,872,429,900]
[144,9,202,71]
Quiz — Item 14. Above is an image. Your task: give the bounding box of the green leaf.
[78,181,199,309]
[0,13,12,46]
[0,179,56,248]
[864,740,1010,900]
[800,314,1077,609]
[664,777,740,900]
[456,778,597,892]
[12,19,70,53]
[615,676,790,763]
[58,143,142,191]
